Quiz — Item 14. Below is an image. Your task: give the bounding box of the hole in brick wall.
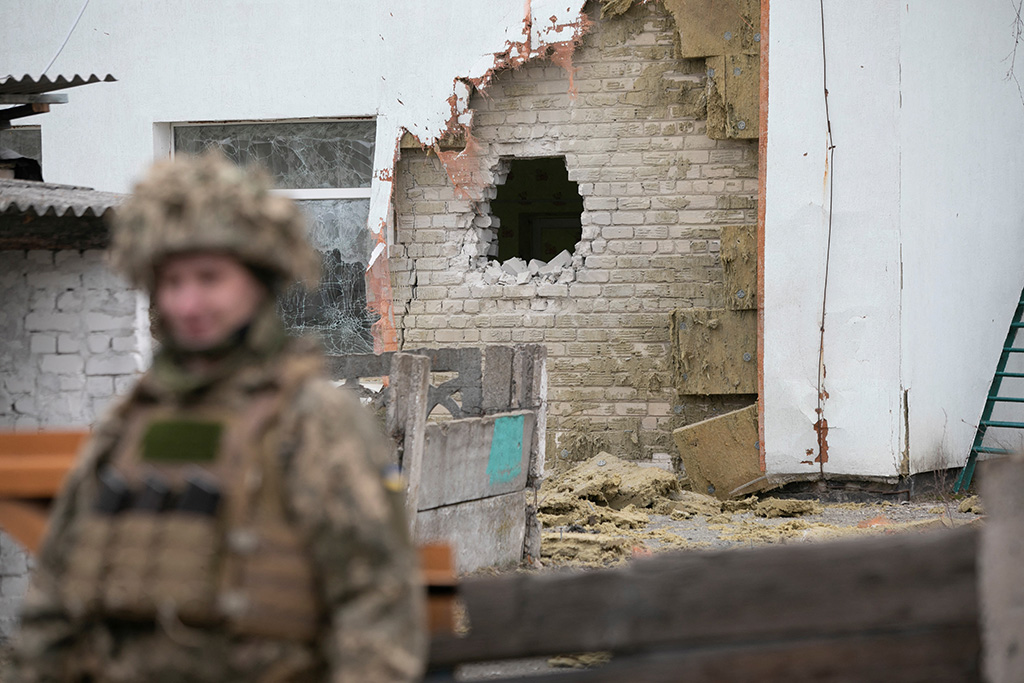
[488,157,582,268]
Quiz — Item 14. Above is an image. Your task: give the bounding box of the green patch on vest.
[142,419,224,463]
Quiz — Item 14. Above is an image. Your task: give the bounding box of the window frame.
[168,118,374,202]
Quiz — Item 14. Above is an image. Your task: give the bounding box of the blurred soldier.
[10,152,427,682]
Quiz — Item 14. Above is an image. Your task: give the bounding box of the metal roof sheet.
[0,178,123,218]
[0,73,117,96]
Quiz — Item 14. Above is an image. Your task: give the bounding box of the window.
[489,157,583,263]
[0,125,42,180]
[173,120,376,354]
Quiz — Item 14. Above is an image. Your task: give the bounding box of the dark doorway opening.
[490,157,583,263]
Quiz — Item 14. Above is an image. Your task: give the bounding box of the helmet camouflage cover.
[109,150,320,292]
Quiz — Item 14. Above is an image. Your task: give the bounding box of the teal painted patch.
[486,415,525,486]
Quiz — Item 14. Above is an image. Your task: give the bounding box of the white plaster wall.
[765,0,1024,478]
[764,0,902,478]
[900,2,1024,473]
[0,0,588,260]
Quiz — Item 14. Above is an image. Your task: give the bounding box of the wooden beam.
[0,431,86,496]
[0,500,50,553]
[464,626,980,683]
[430,527,979,668]
[0,103,50,122]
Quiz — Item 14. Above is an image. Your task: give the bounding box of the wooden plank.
[429,526,978,667]
[980,458,1024,682]
[0,430,88,457]
[416,490,528,574]
[418,411,535,510]
[387,352,431,529]
[476,625,979,683]
[0,500,50,553]
[671,308,756,394]
[0,454,78,496]
[721,224,757,311]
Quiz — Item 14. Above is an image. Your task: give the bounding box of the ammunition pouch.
[60,356,327,642]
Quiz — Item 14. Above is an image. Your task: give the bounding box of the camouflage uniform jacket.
[10,336,427,683]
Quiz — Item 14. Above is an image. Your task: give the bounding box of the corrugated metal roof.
[0,178,123,218]
[0,73,117,96]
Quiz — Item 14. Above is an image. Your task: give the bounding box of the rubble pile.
[536,453,981,567]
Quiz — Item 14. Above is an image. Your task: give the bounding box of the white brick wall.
[0,249,141,429]
[0,248,142,639]
[392,2,758,466]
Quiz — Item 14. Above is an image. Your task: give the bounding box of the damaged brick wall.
[391,0,757,465]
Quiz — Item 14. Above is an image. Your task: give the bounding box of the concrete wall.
[0,249,142,429]
[392,2,758,463]
[763,0,1024,478]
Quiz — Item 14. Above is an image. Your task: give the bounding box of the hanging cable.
[815,0,836,474]
[42,0,92,76]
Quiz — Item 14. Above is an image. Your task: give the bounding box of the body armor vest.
[60,356,323,642]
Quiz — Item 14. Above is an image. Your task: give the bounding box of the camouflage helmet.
[109,150,320,292]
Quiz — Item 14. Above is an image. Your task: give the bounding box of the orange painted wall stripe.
[757,0,769,471]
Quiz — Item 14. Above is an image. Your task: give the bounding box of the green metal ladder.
[954,287,1024,492]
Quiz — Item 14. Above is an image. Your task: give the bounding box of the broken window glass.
[0,126,41,162]
[173,121,374,188]
[173,121,376,354]
[279,199,375,355]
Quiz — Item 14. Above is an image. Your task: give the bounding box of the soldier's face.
[154,252,267,351]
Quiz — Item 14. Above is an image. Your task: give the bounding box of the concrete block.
[417,410,535,510]
[40,354,84,375]
[501,258,528,276]
[4,376,33,394]
[482,346,514,414]
[415,489,528,573]
[539,249,573,274]
[29,334,56,354]
[721,224,757,310]
[528,259,544,275]
[57,334,81,353]
[86,376,114,397]
[671,308,757,394]
[85,355,136,375]
[112,336,137,352]
[59,375,86,391]
[672,404,761,499]
[24,312,79,332]
[13,396,36,414]
[84,312,132,332]
[87,334,110,353]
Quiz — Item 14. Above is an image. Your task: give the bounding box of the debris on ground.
[753,498,820,518]
[959,495,985,515]
[537,453,986,568]
[547,652,612,669]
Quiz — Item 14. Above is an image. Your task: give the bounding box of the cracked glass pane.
[278,199,375,355]
[0,127,41,162]
[173,122,377,355]
[173,121,374,188]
